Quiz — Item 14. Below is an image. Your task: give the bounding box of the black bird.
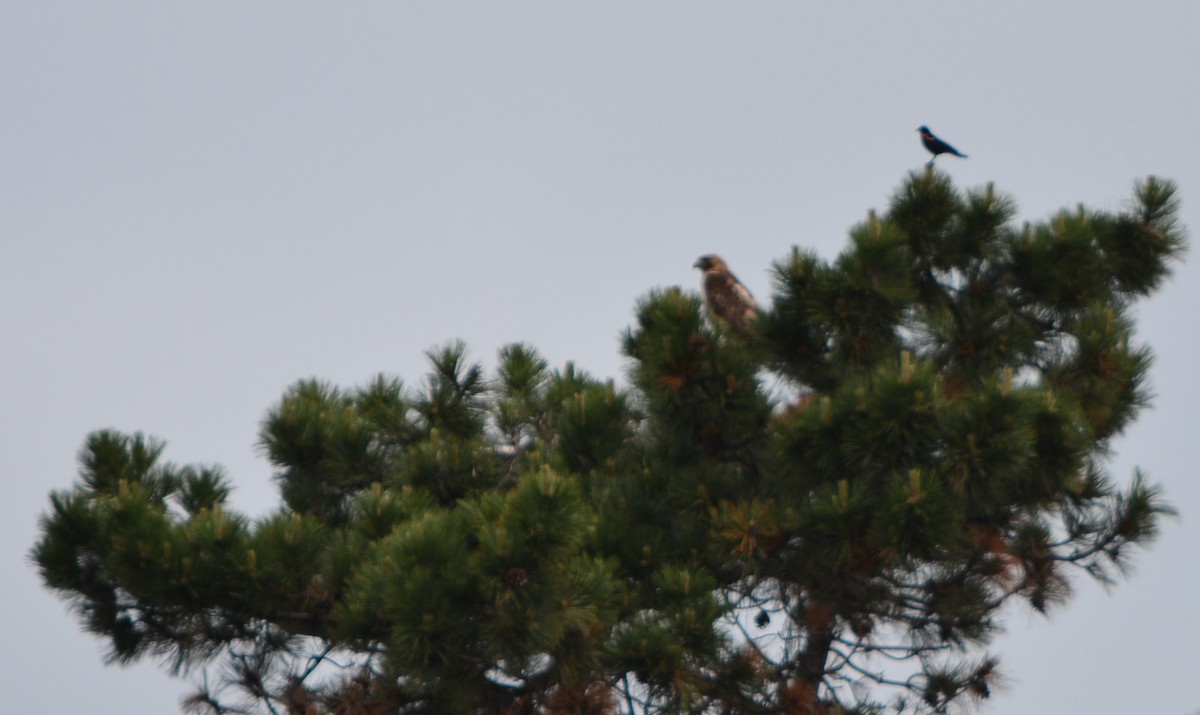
[917,125,967,166]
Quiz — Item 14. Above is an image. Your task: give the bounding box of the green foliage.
[623,288,771,465]
[34,171,1183,714]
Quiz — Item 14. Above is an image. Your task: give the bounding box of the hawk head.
[693,254,726,272]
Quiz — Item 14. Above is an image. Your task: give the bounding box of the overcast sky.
[4,3,1199,713]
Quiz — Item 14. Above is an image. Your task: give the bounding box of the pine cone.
[504,567,529,588]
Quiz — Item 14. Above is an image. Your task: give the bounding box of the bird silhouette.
[917,125,967,166]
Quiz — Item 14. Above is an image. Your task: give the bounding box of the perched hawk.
[694,254,757,338]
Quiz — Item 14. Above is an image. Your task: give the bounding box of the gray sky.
[4,2,1198,712]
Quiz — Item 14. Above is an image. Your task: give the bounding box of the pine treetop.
[34,171,1183,714]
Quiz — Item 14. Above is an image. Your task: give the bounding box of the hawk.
[694,254,757,338]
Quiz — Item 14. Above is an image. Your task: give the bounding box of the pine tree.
[34,171,1183,714]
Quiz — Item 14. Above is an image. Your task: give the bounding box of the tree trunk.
[785,609,835,715]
